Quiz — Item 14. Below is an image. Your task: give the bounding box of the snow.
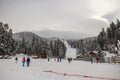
[103,51,116,57]
[0,56,120,80]
[64,41,77,58]
[16,53,27,57]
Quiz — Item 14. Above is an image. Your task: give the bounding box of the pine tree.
[97,19,120,53]
[0,22,16,58]
[98,28,107,50]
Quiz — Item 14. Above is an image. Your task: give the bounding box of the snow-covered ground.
[102,51,116,57]
[64,41,77,58]
[0,56,120,80]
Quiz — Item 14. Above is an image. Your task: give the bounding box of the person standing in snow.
[22,57,26,67]
[59,56,62,62]
[15,57,18,63]
[26,57,30,67]
[68,58,71,63]
[57,56,59,62]
[96,57,99,63]
[47,57,50,62]
[90,57,93,63]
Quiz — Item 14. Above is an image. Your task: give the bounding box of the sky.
[0,0,120,36]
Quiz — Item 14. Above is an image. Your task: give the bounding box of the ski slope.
[0,57,120,80]
[64,41,77,58]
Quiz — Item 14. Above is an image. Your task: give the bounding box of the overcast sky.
[0,0,120,36]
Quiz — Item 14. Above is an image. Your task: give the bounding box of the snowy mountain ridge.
[33,29,95,40]
[12,31,48,43]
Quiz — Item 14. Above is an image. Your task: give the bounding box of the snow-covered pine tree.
[50,39,66,58]
[0,22,16,58]
[98,28,107,50]
[99,19,120,53]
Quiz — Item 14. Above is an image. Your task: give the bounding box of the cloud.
[0,0,120,36]
[103,10,120,23]
[91,16,109,26]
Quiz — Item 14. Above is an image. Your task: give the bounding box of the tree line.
[68,19,120,59]
[0,22,66,58]
[16,36,66,58]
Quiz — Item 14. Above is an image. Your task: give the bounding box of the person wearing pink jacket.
[22,57,26,67]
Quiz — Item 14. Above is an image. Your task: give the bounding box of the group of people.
[22,57,30,67]
[90,57,99,63]
[15,56,31,67]
[53,56,62,62]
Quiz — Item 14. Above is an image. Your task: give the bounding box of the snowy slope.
[64,41,77,58]
[0,56,120,80]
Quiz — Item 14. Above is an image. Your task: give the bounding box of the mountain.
[33,29,95,40]
[12,31,46,43]
[13,29,95,41]
[12,31,61,42]
[82,36,97,42]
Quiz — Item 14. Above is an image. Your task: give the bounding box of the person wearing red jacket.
[22,57,26,67]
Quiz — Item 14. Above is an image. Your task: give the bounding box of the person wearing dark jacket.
[15,57,18,63]
[26,57,30,67]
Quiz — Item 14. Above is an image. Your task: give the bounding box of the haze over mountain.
[33,29,94,40]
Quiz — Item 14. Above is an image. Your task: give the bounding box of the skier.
[22,57,26,67]
[26,57,30,67]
